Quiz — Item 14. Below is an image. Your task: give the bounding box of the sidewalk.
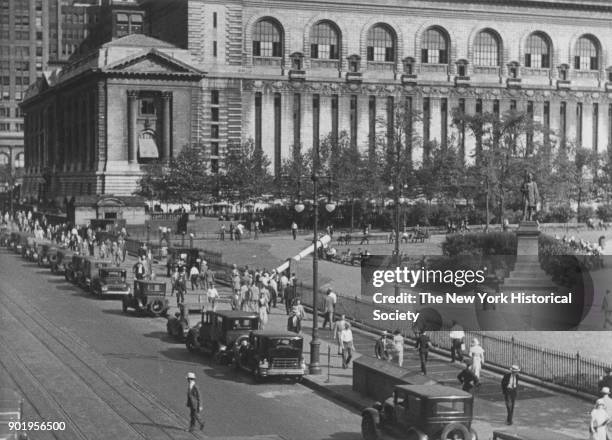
[260,306,591,440]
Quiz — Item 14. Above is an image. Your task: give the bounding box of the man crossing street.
[186,372,204,432]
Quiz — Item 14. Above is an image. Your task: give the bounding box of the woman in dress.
[258,292,268,330]
[469,338,485,378]
[590,402,609,440]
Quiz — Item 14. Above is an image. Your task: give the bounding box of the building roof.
[102,33,178,49]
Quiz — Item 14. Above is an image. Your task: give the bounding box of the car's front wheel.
[149,299,165,317]
[441,422,471,440]
[361,413,381,440]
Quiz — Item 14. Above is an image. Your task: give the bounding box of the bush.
[538,234,585,289]
[541,205,574,223]
[442,232,517,257]
[577,206,595,223]
[596,204,612,222]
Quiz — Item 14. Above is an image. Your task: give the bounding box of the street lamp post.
[146,223,151,247]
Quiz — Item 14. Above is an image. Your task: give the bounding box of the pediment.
[106,49,201,75]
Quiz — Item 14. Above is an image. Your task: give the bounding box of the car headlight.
[101,286,108,291]
[218,344,227,352]
[259,359,269,369]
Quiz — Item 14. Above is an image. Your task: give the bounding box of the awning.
[138,137,159,158]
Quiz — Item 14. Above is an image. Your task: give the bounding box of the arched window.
[524,33,550,68]
[310,21,339,60]
[473,30,500,67]
[366,25,395,62]
[14,153,24,168]
[421,28,448,64]
[253,19,283,58]
[0,153,8,165]
[574,35,599,70]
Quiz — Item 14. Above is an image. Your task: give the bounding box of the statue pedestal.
[516,221,540,257]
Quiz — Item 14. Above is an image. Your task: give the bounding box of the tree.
[221,139,274,205]
[135,143,212,204]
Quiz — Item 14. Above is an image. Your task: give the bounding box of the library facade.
[21,0,612,201]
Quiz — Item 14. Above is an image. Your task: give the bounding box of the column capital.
[127,90,139,99]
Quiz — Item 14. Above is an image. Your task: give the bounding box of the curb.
[300,376,364,412]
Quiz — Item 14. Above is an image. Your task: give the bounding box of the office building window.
[525,33,551,68]
[423,97,431,146]
[211,125,219,139]
[213,41,217,57]
[274,93,282,176]
[369,96,376,152]
[593,103,599,152]
[350,95,358,148]
[576,103,583,145]
[213,12,217,28]
[560,101,567,147]
[441,98,448,147]
[211,142,219,156]
[211,107,219,122]
[331,94,339,144]
[211,90,219,105]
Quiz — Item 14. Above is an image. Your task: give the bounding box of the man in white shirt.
[501,365,520,425]
[206,283,219,312]
[189,265,200,290]
[449,321,465,363]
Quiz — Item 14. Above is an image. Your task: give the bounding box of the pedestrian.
[449,320,465,363]
[220,224,225,241]
[185,372,204,432]
[291,221,298,240]
[457,359,480,396]
[171,266,180,296]
[374,331,392,361]
[603,290,612,329]
[590,402,609,440]
[469,338,485,379]
[268,271,278,308]
[333,314,347,355]
[501,365,520,425]
[415,330,432,374]
[204,267,215,290]
[258,292,269,330]
[596,386,612,438]
[321,289,335,329]
[340,322,354,369]
[392,330,405,367]
[189,264,200,290]
[292,299,305,333]
[598,367,612,392]
[133,261,146,280]
[206,283,219,312]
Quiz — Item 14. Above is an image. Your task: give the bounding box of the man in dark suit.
[415,330,432,375]
[186,372,204,432]
[457,359,480,395]
[501,365,520,425]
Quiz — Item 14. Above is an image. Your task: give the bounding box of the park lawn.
[197,239,282,271]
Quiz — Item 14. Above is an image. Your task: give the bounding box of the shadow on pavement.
[142,330,180,344]
[201,363,254,385]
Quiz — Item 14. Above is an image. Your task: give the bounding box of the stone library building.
[21,0,612,201]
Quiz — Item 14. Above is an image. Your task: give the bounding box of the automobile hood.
[268,347,302,358]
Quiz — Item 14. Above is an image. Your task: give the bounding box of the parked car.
[51,248,73,275]
[7,232,19,250]
[91,267,130,297]
[22,236,36,260]
[361,384,477,440]
[122,280,169,316]
[185,310,259,360]
[37,242,57,267]
[492,428,577,440]
[65,254,86,283]
[79,257,111,290]
[232,331,305,382]
[166,305,191,340]
[0,388,27,439]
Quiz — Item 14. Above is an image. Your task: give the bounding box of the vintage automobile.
[65,254,86,283]
[78,257,111,290]
[166,305,191,340]
[361,384,478,440]
[122,280,169,316]
[51,248,73,275]
[36,242,56,267]
[0,388,28,440]
[185,310,259,359]
[22,236,36,260]
[232,331,305,381]
[91,267,130,297]
[492,428,577,440]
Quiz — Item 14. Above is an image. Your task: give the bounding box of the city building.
[0,0,96,192]
[21,0,612,201]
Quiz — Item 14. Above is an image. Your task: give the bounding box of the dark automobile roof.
[214,310,258,318]
[395,384,472,399]
[251,331,303,339]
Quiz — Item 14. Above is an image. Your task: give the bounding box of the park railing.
[292,281,610,396]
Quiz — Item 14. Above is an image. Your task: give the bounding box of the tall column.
[162,92,172,161]
[127,91,139,164]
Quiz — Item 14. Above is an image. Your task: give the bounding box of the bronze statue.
[521,172,539,221]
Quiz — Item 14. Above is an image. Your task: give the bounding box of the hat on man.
[602,387,611,394]
[510,365,520,372]
[186,372,196,380]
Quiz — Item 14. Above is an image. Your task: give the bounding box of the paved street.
[0,248,361,440]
